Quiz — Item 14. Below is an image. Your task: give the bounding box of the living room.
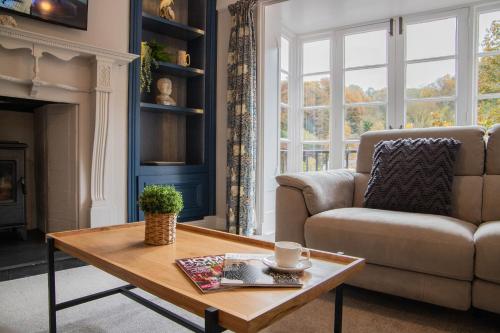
[0,0,499,332]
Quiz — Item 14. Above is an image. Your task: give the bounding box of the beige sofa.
[276,125,500,313]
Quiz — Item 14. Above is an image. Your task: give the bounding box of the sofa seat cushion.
[474,221,500,284]
[304,207,476,281]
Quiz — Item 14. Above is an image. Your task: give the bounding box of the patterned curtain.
[226,0,257,236]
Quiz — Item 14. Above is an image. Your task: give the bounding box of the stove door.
[0,150,25,228]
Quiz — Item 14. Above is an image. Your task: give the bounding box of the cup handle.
[301,248,310,261]
[186,54,191,66]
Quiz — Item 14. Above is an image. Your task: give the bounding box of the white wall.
[1,0,130,228]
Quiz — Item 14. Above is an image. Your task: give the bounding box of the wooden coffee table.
[46,223,364,333]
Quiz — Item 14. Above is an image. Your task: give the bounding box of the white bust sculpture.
[156,78,176,106]
[159,0,176,20]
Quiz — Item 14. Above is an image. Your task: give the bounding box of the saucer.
[262,255,312,273]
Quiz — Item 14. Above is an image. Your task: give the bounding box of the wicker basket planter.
[144,212,177,245]
[139,184,183,246]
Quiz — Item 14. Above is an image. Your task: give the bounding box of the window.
[343,27,389,169]
[275,5,499,173]
[475,9,500,129]
[301,39,331,171]
[279,36,290,173]
[404,16,458,128]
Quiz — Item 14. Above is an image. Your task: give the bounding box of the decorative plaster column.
[90,57,114,227]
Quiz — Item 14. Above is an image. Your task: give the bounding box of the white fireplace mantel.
[0,25,138,228]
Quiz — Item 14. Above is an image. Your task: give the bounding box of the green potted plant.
[139,185,183,245]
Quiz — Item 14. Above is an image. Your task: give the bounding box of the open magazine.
[220,253,302,287]
[176,255,228,293]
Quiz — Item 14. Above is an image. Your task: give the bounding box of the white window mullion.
[456,8,470,125]
[331,30,344,169]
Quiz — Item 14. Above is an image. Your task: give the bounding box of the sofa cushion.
[355,173,484,224]
[364,138,461,216]
[305,207,476,280]
[356,126,485,176]
[474,221,500,284]
[486,124,500,175]
[482,175,500,222]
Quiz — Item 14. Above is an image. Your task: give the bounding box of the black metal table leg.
[334,284,344,333]
[205,307,224,333]
[47,237,57,333]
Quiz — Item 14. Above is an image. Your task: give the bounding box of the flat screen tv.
[0,0,88,30]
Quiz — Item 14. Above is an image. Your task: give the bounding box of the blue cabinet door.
[137,173,208,222]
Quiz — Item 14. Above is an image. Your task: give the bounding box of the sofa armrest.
[275,169,355,245]
[276,169,355,215]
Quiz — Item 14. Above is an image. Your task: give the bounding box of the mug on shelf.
[177,50,191,67]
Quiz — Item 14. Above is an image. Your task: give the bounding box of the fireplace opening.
[0,96,83,280]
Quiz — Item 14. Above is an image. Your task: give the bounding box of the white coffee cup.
[274,241,311,268]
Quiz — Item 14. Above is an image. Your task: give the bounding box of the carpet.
[0,266,499,333]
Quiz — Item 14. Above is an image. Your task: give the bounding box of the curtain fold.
[226,0,258,236]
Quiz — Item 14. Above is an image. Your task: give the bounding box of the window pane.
[406,101,456,128]
[344,143,359,170]
[478,11,500,53]
[478,56,500,94]
[477,98,500,129]
[304,109,330,141]
[281,37,289,71]
[344,105,386,140]
[281,72,289,104]
[406,17,456,61]
[280,141,289,174]
[345,67,387,103]
[304,74,330,106]
[406,59,456,98]
[345,30,387,68]
[280,106,288,139]
[303,40,330,74]
[302,143,329,172]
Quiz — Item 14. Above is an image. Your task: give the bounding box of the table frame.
[47,237,345,333]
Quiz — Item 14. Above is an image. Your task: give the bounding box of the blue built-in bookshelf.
[128,0,216,222]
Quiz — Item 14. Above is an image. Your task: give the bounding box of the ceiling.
[277,0,486,34]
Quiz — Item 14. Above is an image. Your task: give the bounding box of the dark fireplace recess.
[0,141,27,239]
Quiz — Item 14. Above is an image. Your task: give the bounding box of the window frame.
[337,21,394,169]
[401,8,469,129]
[298,32,333,172]
[472,3,500,127]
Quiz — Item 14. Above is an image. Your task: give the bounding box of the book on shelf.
[220,253,303,288]
[176,255,228,293]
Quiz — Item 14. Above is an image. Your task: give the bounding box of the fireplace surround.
[0,24,137,229]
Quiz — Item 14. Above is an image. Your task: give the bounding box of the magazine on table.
[220,253,303,287]
[176,255,228,293]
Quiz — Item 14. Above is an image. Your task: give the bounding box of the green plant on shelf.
[139,185,184,214]
[140,40,175,93]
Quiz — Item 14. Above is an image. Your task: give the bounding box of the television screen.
[0,0,88,30]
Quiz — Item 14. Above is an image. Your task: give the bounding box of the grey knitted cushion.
[364,138,461,216]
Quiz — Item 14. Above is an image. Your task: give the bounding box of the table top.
[48,222,364,333]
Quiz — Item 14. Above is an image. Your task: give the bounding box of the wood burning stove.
[0,142,27,239]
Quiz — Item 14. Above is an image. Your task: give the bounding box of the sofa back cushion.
[356,126,486,176]
[483,125,500,222]
[354,173,484,224]
[354,126,486,224]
